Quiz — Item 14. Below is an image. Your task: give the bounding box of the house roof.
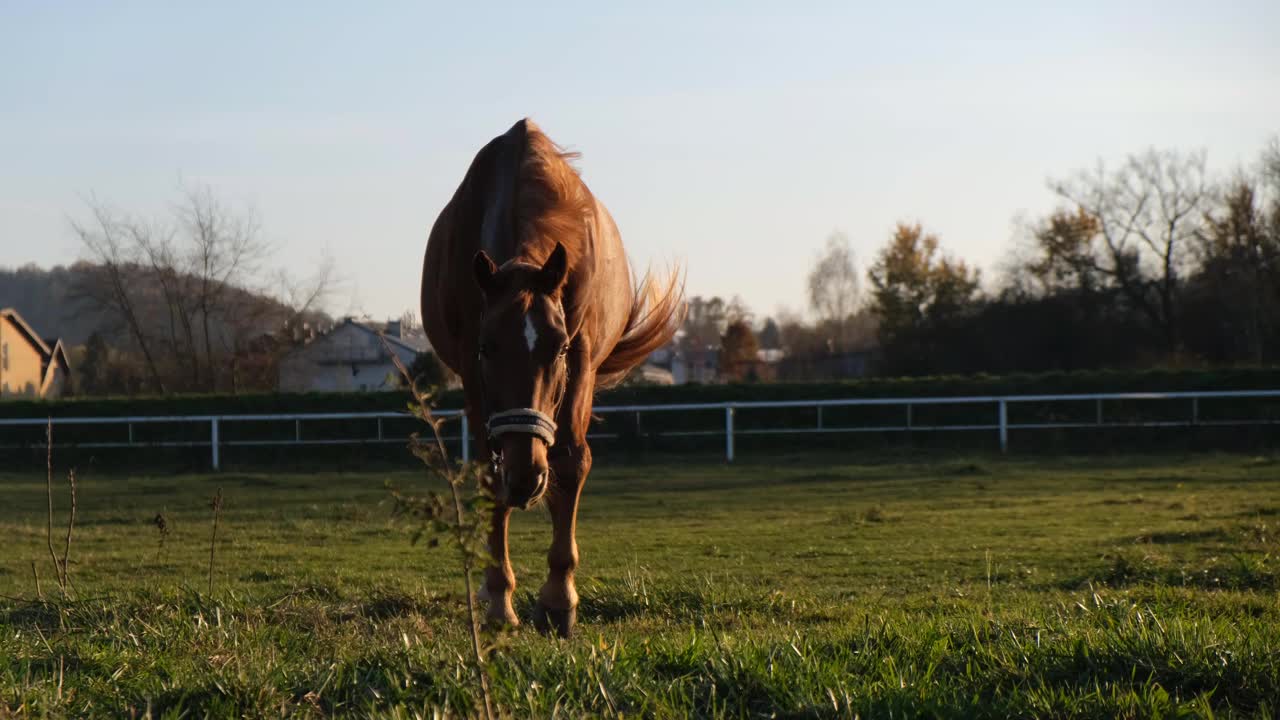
[1,308,54,357]
[382,330,430,354]
[46,340,70,372]
[281,316,431,363]
[333,317,430,353]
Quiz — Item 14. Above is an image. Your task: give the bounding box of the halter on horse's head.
[472,242,572,508]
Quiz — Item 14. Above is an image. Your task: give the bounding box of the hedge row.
[3,366,1280,419]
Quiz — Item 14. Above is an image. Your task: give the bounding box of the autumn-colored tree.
[718,320,759,382]
[867,223,981,374]
[1027,208,1105,294]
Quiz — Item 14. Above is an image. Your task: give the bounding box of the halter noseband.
[486,408,557,446]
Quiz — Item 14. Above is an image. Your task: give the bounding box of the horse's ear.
[473,251,499,295]
[537,243,569,294]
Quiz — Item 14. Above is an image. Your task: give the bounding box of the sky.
[2,1,1277,323]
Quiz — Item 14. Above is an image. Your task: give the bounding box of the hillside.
[0,262,109,344]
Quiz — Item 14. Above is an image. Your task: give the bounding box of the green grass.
[2,453,1278,718]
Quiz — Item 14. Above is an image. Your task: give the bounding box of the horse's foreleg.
[467,389,519,628]
[481,502,519,627]
[535,444,591,638]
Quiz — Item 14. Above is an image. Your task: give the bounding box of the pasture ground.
[1,452,1278,718]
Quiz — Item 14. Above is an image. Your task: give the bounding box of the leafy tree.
[1186,179,1280,362]
[868,223,980,374]
[1027,208,1105,295]
[76,331,110,395]
[718,320,759,382]
[757,317,781,349]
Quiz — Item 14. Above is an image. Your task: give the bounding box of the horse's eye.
[559,343,570,357]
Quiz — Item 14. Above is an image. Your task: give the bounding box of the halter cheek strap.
[486,408,557,446]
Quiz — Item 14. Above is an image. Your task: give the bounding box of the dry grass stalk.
[153,512,171,562]
[43,419,80,597]
[60,469,77,594]
[45,419,59,594]
[31,560,43,601]
[380,335,495,720]
[208,487,223,595]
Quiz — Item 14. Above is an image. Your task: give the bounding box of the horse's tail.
[595,265,686,388]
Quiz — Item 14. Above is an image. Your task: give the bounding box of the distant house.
[647,344,720,385]
[0,308,70,399]
[277,317,431,393]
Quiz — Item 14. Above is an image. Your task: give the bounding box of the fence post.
[1191,397,1199,425]
[127,422,134,445]
[725,405,735,462]
[998,400,1008,454]
[211,417,221,471]
[461,415,471,462]
[1096,399,1103,425]
[816,405,824,430]
[377,417,383,441]
[295,419,301,443]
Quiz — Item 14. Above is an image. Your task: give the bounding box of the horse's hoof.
[532,601,576,638]
[485,601,520,630]
[486,614,519,631]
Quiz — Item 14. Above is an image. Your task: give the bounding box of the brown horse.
[420,119,683,637]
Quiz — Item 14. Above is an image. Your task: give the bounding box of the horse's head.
[472,242,572,509]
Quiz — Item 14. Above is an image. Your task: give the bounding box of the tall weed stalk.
[381,336,496,720]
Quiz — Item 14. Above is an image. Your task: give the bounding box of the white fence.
[2,390,1279,470]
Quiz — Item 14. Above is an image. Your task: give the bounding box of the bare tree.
[72,185,334,394]
[399,310,420,334]
[679,296,728,353]
[1049,148,1211,352]
[807,232,862,350]
[276,256,337,333]
[71,203,168,393]
[1263,137,1280,192]
[133,218,202,387]
[724,295,754,326]
[177,186,271,390]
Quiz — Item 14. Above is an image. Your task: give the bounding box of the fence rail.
[2,390,1278,469]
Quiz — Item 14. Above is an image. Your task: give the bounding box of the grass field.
[2,452,1278,718]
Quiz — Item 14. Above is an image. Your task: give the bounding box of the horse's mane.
[504,119,686,388]
[513,120,592,266]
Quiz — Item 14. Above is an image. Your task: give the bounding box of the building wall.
[0,316,46,398]
[41,365,67,399]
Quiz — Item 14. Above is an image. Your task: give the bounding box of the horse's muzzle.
[500,466,548,509]
[491,437,551,510]
[487,407,555,509]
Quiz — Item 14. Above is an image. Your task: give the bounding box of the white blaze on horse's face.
[524,315,538,353]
